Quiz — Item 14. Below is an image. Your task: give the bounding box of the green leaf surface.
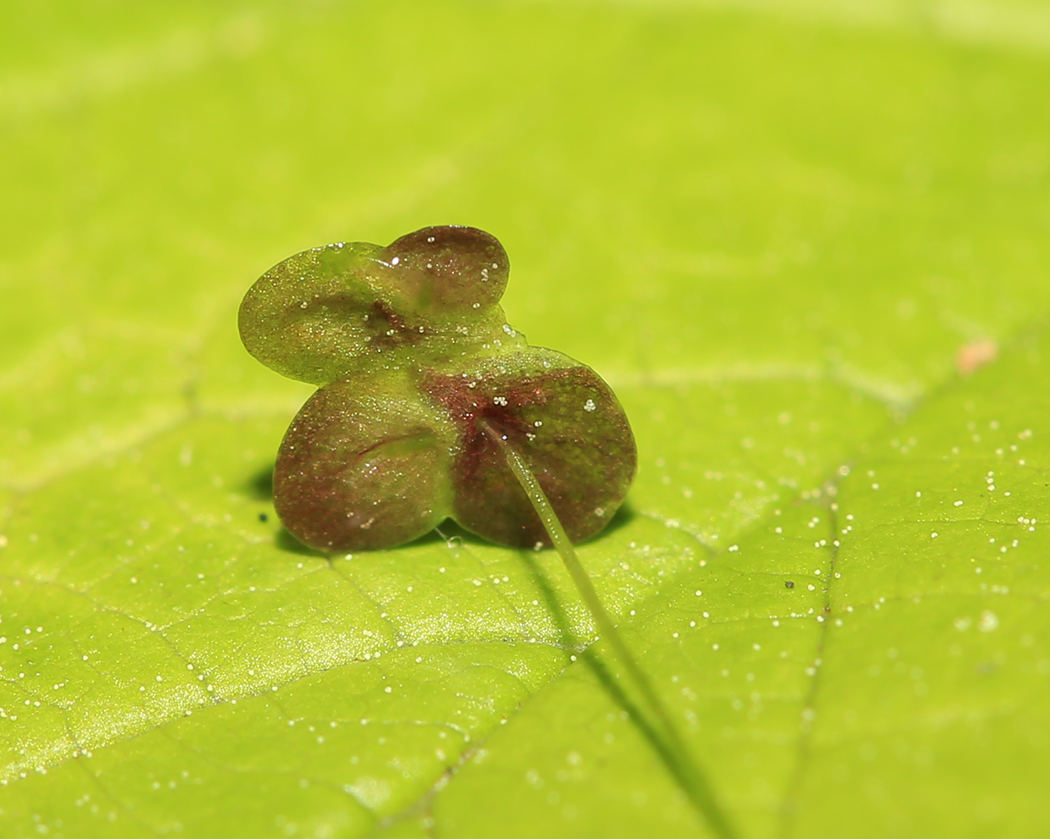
[1,1,1048,837]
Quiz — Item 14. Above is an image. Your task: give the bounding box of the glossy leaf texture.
[2,1,1050,838]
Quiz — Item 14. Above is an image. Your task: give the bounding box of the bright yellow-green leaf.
[1,1,1048,837]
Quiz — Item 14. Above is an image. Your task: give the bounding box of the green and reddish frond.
[242,226,638,551]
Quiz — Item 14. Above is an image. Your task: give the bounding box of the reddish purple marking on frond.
[422,364,635,547]
[364,299,420,350]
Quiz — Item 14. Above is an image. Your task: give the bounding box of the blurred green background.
[1,1,1048,837]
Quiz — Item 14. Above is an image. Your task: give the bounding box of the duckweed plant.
[239,225,734,837]
[239,225,635,551]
